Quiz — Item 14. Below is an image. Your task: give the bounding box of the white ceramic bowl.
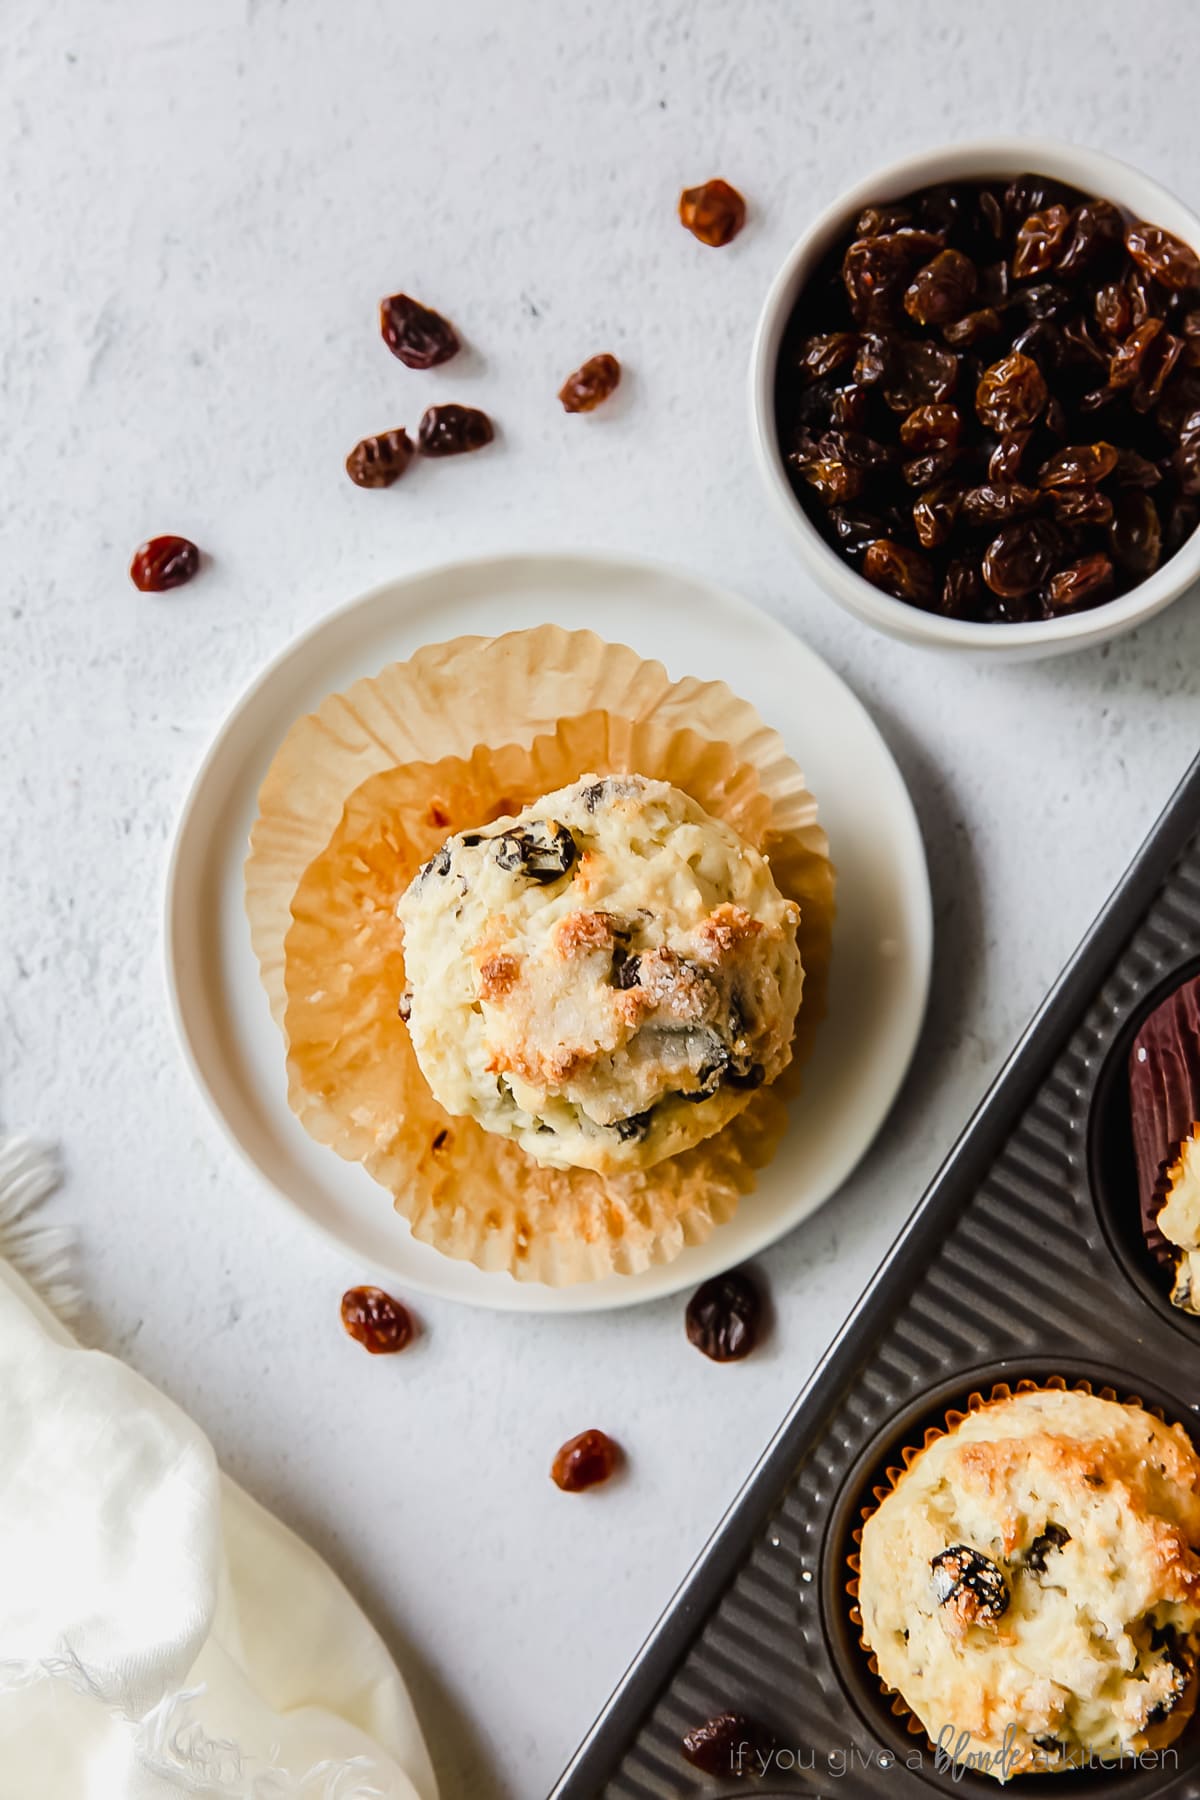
[750,137,1200,660]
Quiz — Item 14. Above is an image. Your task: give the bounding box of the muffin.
[396,774,804,1174]
[1129,972,1200,1311]
[247,624,835,1282]
[857,1388,1200,1778]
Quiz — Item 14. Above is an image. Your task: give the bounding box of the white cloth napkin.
[0,1140,438,1800]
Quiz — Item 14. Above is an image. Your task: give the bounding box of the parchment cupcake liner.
[246,625,835,1284]
[845,1377,1196,1766]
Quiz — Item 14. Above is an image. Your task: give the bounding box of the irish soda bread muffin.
[858,1388,1200,1778]
[396,774,803,1173]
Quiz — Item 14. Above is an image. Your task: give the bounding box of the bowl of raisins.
[751,139,1200,656]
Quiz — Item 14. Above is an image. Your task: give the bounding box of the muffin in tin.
[396,774,804,1174]
[1129,971,1200,1312]
[857,1387,1200,1778]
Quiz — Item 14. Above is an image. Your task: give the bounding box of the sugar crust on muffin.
[395,774,803,1173]
[858,1388,1200,1778]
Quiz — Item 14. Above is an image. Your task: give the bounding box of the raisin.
[961,482,1041,526]
[976,351,1048,432]
[844,230,943,324]
[881,340,959,413]
[904,249,977,326]
[1012,204,1072,280]
[685,1271,762,1362]
[1037,442,1118,487]
[1110,489,1162,574]
[345,428,414,488]
[682,1711,776,1778]
[931,1545,1009,1626]
[988,431,1032,483]
[826,506,890,555]
[379,293,459,369]
[1146,1626,1192,1724]
[792,454,862,505]
[1112,446,1161,486]
[340,1286,415,1354]
[795,332,858,382]
[900,403,961,453]
[941,554,985,619]
[129,535,200,592]
[900,448,954,489]
[913,480,963,549]
[558,353,621,413]
[863,538,935,605]
[678,178,746,247]
[1044,552,1113,611]
[943,306,1002,347]
[417,404,494,456]
[1051,487,1113,527]
[1125,222,1200,291]
[1004,173,1079,225]
[1109,318,1181,401]
[1059,314,1109,369]
[1026,1521,1070,1573]
[1165,495,1200,553]
[982,518,1061,598]
[551,1428,621,1491]
[726,1060,766,1089]
[492,821,576,882]
[1057,200,1125,278]
[612,950,642,990]
[856,203,912,237]
[1177,428,1200,495]
[612,1109,651,1142]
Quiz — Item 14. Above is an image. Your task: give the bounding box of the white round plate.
[165,551,931,1312]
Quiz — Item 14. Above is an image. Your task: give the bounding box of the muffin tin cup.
[553,754,1200,1798]
[829,1367,1195,1795]
[1089,952,1200,1335]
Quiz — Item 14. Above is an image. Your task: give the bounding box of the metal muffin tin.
[553,752,1200,1799]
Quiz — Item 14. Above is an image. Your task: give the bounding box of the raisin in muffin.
[395,774,803,1173]
[857,1388,1200,1778]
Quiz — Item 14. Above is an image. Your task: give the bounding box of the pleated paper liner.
[277,714,833,1284]
[845,1377,1199,1772]
[245,623,833,1284]
[245,623,823,1027]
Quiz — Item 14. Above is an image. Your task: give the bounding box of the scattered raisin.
[345,428,415,488]
[379,293,459,368]
[678,178,746,247]
[558,353,621,413]
[340,1286,415,1354]
[1012,204,1073,280]
[129,535,200,592]
[682,1711,776,1779]
[551,1428,621,1492]
[685,1271,762,1362]
[417,404,494,456]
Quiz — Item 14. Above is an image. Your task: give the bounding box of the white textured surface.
[3,3,1200,1795]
